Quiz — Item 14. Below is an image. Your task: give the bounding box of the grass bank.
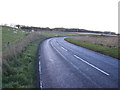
[3,33,43,61]
[64,38,119,59]
[2,38,46,88]
[2,26,27,50]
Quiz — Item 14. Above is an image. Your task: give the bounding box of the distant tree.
[16,25,20,28]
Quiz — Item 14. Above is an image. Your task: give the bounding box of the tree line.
[1,24,116,34]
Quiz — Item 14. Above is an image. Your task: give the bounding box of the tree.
[16,25,20,28]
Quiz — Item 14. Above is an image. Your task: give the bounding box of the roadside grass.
[3,32,43,61]
[2,38,45,88]
[64,38,119,59]
[2,26,44,88]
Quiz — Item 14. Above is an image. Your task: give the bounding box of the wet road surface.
[38,37,119,88]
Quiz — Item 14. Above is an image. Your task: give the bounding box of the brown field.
[72,32,117,37]
[72,35,119,48]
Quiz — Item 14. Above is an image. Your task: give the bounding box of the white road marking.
[39,61,43,88]
[39,61,41,74]
[61,46,68,51]
[54,46,66,59]
[74,55,110,76]
[49,59,53,61]
[49,59,55,64]
[40,81,43,88]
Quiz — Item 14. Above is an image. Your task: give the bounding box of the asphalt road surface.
[38,37,119,88]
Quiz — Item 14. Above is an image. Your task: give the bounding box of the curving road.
[38,37,119,88]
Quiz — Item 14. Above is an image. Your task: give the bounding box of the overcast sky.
[0,0,119,33]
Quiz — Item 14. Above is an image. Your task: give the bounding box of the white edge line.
[74,55,109,76]
[40,81,43,88]
[39,61,43,88]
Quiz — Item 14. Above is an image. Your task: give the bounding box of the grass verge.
[64,38,119,59]
[2,37,46,88]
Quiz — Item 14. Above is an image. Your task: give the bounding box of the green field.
[64,38,119,59]
[2,26,27,50]
[40,31,79,37]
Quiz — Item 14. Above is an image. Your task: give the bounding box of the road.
[38,37,119,88]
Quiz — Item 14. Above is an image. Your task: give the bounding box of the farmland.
[71,36,119,48]
[65,35,119,59]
